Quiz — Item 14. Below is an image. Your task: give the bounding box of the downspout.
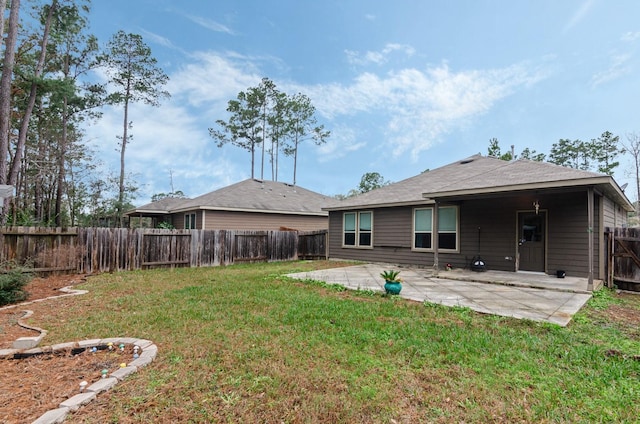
[587,187,594,290]
[433,200,439,276]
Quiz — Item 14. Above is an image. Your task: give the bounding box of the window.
[414,208,432,249]
[343,211,372,247]
[184,213,196,229]
[438,206,457,250]
[413,206,458,251]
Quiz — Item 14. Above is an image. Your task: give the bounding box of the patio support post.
[433,200,439,276]
[587,187,594,291]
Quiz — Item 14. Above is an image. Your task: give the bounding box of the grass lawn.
[34,261,640,423]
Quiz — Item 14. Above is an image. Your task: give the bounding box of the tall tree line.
[0,0,168,227]
[210,77,329,185]
[487,131,624,177]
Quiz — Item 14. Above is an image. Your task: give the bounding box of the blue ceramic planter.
[384,281,402,295]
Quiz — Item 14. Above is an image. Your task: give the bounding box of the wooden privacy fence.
[0,227,328,275]
[605,227,640,292]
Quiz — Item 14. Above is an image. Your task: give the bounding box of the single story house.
[125,196,189,228]
[126,179,329,231]
[323,154,633,287]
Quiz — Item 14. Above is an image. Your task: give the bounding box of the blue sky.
[84,0,640,205]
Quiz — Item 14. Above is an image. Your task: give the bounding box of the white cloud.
[169,51,292,108]
[168,52,261,107]
[304,61,546,159]
[345,43,416,66]
[139,29,178,50]
[591,53,632,87]
[563,0,595,33]
[316,126,366,162]
[184,15,235,35]
[86,49,547,203]
[621,31,640,42]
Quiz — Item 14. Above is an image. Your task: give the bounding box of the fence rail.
[605,227,640,292]
[0,227,328,275]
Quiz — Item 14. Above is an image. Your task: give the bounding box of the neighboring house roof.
[126,179,330,216]
[127,196,190,214]
[324,154,634,211]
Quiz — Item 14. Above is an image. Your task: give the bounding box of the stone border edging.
[12,310,47,349]
[0,281,158,424]
[0,285,89,312]
[22,337,159,424]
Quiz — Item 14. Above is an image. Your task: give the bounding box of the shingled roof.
[127,196,191,214]
[166,179,330,216]
[324,154,633,211]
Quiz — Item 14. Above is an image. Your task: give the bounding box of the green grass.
[35,261,640,423]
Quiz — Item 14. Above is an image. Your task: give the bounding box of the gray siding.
[546,192,593,278]
[329,190,606,279]
[458,197,518,272]
[203,210,327,231]
[173,210,202,229]
[603,196,615,228]
[602,195,627,228]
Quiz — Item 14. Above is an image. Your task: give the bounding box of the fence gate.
[141,230,192,269]
[606,227,640,292]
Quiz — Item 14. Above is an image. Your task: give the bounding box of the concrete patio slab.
[287,264,593,326]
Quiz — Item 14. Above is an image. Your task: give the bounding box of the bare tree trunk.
[250,142,255,179]
[55,52,71,227]
[293,139,299,186]
[35,126,46,222]
[623,133,640,216]
[8,0,57,188]
[261,108,266,180]
[274,137,279,182]
[0,0,20,224]
[54,98,67,226]
[117,94,129,227]
[0,0,8,48]
[0,0,20,185]
[66,165,76,226]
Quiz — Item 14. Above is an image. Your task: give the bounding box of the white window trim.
[412,206,459,252]
[342,211,374,249]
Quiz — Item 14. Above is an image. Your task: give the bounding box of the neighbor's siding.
[202,210,328,232]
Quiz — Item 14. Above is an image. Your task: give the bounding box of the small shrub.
[0,262,33,306]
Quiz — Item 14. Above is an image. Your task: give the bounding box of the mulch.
[0,274,125,423]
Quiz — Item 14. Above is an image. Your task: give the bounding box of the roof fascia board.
[124,209,171,216]
[171,205,328,216]
[323,200,436,211]
[421,176,634,211]
[421,177,612,199]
